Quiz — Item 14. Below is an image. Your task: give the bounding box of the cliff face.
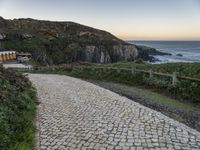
[0,17,154,65]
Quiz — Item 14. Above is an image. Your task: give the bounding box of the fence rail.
[9,65,72,72]
[8,65,200,85]
[73,66,200,85]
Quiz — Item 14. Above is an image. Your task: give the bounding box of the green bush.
[0,66,37,150]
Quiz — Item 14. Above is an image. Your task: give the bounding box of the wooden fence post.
[117,68,121,73]
[72,66,76,71]
[131,67,135,75]
[172,72,178,86]
[149,69,153,78]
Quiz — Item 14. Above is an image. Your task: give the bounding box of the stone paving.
[3,62,32,69]
[29,74,200,150]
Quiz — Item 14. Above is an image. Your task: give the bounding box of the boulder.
[0,33,6,40]
[176,53,183,57]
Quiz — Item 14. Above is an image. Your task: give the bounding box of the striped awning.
[0,51,16,55]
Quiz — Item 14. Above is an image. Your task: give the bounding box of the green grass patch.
[102,61,200,78]
[0,65,37,150]
[106,82,200,113]
[26,61,200,103]
[70,62,200,103]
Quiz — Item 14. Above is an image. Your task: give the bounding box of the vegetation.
[69,62,200,103]
[4,35,51,65]
[28,61,200,103]
[101,61,200,77]
[0,65,37,150]
[1,17,163,66]
[18,61,200,130]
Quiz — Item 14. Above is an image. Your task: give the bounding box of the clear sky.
[0,0,200,41]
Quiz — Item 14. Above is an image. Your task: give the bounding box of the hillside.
[0,17,165,65]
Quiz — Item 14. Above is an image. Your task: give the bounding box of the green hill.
[0,17,166,65]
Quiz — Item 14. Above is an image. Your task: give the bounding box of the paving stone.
[29,74,200,149]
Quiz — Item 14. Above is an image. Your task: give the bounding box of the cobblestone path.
[29,74,200,150]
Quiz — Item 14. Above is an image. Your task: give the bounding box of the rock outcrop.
[136,45,171,62]
[0,34,6,40]
[0,16,165,65]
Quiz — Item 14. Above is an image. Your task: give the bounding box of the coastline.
[129,41,200,64]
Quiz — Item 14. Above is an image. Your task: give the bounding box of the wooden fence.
[8,65,200,86]
[73,66,200,86]
[9,65,72,72]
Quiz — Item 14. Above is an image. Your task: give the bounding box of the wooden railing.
[73,66,200,86]
[8,65,200,86]
[9,65,72,72]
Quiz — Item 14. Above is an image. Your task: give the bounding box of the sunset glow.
[0,0,199,41]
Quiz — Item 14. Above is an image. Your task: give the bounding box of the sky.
[0,0,200,41]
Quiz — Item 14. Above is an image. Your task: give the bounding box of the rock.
[22,34,33,39]
[135,46,154,62]
[85,46,96,62]
[176,53,183,57]
[136,45,171,56]
[0,33,6,40]
[135,45,171,63]
[113,45,138,61]
[83,45,137,63]
[134,58,145,64]
[100,51,111,63]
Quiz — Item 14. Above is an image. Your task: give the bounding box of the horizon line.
[1,16,200,42]
[125,39,200,42]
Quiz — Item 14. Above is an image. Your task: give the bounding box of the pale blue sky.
[0,0,200,40]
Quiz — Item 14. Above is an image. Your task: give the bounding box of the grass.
[27,61,200,103]
[102,61,200,78]
[0,65,37,150]
[68,62,200,103]
[25,61,200,104]
[105,82,200,113]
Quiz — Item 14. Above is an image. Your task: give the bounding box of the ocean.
[129,41,200,64]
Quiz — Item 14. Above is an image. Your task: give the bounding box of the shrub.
[70,63,200,103]
[0,66,37,150]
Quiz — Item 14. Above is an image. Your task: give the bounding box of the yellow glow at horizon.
[105,21,200,40]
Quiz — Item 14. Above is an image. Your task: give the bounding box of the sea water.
[129,41,200,64]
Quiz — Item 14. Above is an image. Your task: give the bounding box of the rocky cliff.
[0,17,164,65]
